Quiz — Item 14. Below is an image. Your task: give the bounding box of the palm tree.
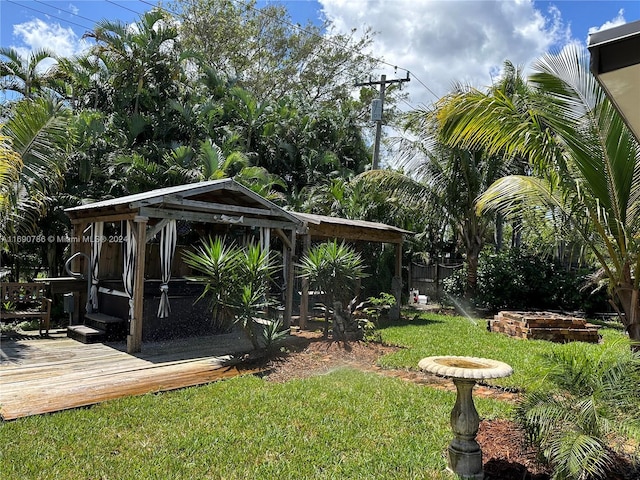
[51,54,109,111]
[397,103,511,299]
[0,130,22,229]
[233,165,286,203]
[0,47,56,98]
[2,96,70,229]
[517,341,640,479]
[436,45,640,345]
[86,9,182,117]
[226,87,270,156]
[1,96,71,279]
[163,140,247,184]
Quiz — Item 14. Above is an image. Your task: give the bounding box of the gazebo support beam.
[69,221,89,324]
[283,228,296,328]
[299,234,311,330]
[127,217,148,354]
[390,242,402,321]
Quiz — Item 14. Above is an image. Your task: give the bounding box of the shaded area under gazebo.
[51,179,410,354]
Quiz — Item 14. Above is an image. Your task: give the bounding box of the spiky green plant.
[298,240,367,337]
[184,238,280,347]
[229,242,279,349]
[516,340,640,480]
[259,317,289,351]
[182,236,242,332]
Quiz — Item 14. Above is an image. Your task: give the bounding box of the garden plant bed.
[264,332,639,479]
[263,332,550,480]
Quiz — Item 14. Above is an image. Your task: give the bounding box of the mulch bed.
[257,332,638,480]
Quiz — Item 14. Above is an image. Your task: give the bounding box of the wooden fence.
[408,260,463,300]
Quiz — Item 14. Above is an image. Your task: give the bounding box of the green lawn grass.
[0,369,510,480]
[378,311,630,391]
[0,310,630,479]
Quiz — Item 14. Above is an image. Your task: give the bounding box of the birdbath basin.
[419,356,513,480]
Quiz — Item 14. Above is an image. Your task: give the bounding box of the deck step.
[84,313,127,341]
[67,325,106,344]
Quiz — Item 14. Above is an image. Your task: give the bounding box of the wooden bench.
[1,282,52,335]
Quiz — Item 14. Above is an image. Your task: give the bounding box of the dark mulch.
[478,419,551,480]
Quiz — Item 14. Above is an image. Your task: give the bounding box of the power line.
[105,0,145,16]
[5,0,94,31]
[139,0,162,10]
[409,72,440,102]
[400,97,416,111]
[33,0,98,26]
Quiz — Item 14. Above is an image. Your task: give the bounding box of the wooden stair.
[67,312,127,344]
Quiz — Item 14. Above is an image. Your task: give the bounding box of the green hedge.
[444,249,609,314]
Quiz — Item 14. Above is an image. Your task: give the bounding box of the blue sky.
[1,0,639,107]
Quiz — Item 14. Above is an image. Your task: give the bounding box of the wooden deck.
[0,330,259,420]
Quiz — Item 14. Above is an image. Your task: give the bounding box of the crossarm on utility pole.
[354,72,411,169]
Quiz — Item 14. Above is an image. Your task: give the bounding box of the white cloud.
[320,0,572,108]
[12,18,85,58]
[68,4,80,16]
[588,8,626,35]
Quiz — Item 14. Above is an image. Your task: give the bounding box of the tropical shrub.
[516,341,640,480]
[183,237,281,348]
[361,292,397,342]
[298,240,367,338]
[443,248,608,314]
[183,236,242,332]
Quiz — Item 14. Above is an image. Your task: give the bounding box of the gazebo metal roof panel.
[291,211,413,244]
[65,179,301,226]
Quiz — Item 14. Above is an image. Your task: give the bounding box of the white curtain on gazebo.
[157,220,177,318]
[260,227,270,253]
[89,222,104,312]
[123,220,137,322]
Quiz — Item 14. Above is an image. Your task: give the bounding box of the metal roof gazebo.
[64,178,412,353]
[65,179,301,353]
[291,212,411,328]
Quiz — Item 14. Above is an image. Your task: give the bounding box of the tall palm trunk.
[613,264,640,349]
[461,215,486,300]
[465,251,479,300]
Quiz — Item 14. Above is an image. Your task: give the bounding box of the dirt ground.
[259,331,637,480]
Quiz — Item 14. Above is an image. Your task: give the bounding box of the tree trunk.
[494,212,503,252]
[613,281,640,351]
[465,249,480,300]
[332,301,346,341]
[511,218,522,249]
[461,214,486,302]
[323,294,331,338]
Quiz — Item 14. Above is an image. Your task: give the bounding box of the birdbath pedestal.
[418,356,513,480]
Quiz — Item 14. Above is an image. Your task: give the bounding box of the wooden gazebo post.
[275,227,297,329]
[284,228,296,328]
[390,242,402,321]
[299,233,311,330]
[69,220,89,323]
[127,216,147,354]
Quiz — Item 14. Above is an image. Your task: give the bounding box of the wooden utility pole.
[355,73,410,169]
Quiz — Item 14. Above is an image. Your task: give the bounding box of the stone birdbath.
[418,356,513,480]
